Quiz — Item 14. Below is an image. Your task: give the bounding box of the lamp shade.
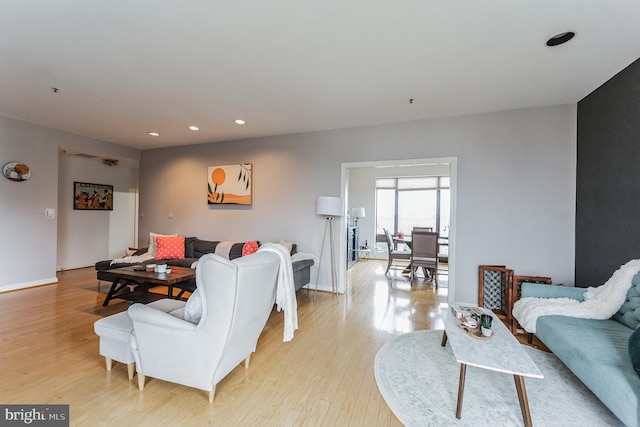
[317,196,343,217]
[351,207,365,218]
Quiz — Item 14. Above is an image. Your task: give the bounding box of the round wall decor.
[3,162,31,181]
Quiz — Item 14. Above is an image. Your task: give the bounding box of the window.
[375,176,450,252]
[375,188,395,237]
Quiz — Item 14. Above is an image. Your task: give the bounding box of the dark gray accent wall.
[576,58,640,287]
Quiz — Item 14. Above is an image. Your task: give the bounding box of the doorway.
[339,157,457,304]
[57,149,139,271]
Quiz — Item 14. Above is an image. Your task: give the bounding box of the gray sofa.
[95,237,314,293]
[521,279,640,427]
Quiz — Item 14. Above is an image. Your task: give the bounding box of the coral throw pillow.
[242,241,259,256]
[148,232,177,257]
[155,235,185,260]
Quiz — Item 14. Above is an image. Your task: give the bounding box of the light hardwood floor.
[0,260,449,426]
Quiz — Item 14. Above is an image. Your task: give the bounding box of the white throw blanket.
[110,252,154,265]
[291,252,319,265]
[512,259,640,333]
[258,243,298,342]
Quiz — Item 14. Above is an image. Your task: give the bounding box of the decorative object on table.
[466,325,493,339]
[350,207,365,226]
[459,313,477,329]
[480,313,493,336]
[314,196,343,301]
[374,330,622,427]
[450,304,475,320]
[207,163,252,205]
[454,310,492,339]
[460,316,478,330]
[3,162,31,181]
[73,182,113,210]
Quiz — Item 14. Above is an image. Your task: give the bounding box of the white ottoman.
[94,299,186,379]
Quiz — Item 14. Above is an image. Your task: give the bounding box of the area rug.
[374,330,623,426]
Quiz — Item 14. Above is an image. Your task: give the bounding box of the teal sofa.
[522,282,640,427]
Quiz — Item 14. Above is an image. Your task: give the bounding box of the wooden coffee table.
[101,265,196,306]
[441,308,543,427]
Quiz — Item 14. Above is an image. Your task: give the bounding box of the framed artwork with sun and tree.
[207,164,252,205]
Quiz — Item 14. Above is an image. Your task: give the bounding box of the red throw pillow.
[155,235,185,260]
[242,241,259,256]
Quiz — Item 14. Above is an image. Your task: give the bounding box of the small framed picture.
[207,163,252,205]
[74,182,113,210]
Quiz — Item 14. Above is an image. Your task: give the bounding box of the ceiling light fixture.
[234,119,246,125]
[187,125,200,131]
[147,132,160,136]
[546,31,575,47]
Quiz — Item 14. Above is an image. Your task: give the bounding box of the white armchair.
[128,251,280,402]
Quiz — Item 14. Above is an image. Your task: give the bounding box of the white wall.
[139,104,577,304]
[0,115,140,292]
[57,154,139,270]
[0,118,59,290]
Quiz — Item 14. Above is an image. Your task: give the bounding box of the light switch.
[45,208,56,219]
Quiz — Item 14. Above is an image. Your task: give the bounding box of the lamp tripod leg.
[329,218,338,302]
[314,218,329,301]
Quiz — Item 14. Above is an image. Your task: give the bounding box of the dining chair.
[409,228,439,287]
[383,228,411,276]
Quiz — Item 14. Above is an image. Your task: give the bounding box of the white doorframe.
[339,157,457,304]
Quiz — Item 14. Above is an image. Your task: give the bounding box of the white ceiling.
[2,1,640,151]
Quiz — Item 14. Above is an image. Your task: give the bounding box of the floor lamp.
[351,207,365,226]
[315,196,343,301]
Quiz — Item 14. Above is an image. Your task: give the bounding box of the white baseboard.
[57,263,93,272]
[0,277,59,293]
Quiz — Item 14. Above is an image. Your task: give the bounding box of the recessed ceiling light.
[147,132,160,137]
[546,31,575,47]
[234,119,246,125]
[187,125,200,131]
